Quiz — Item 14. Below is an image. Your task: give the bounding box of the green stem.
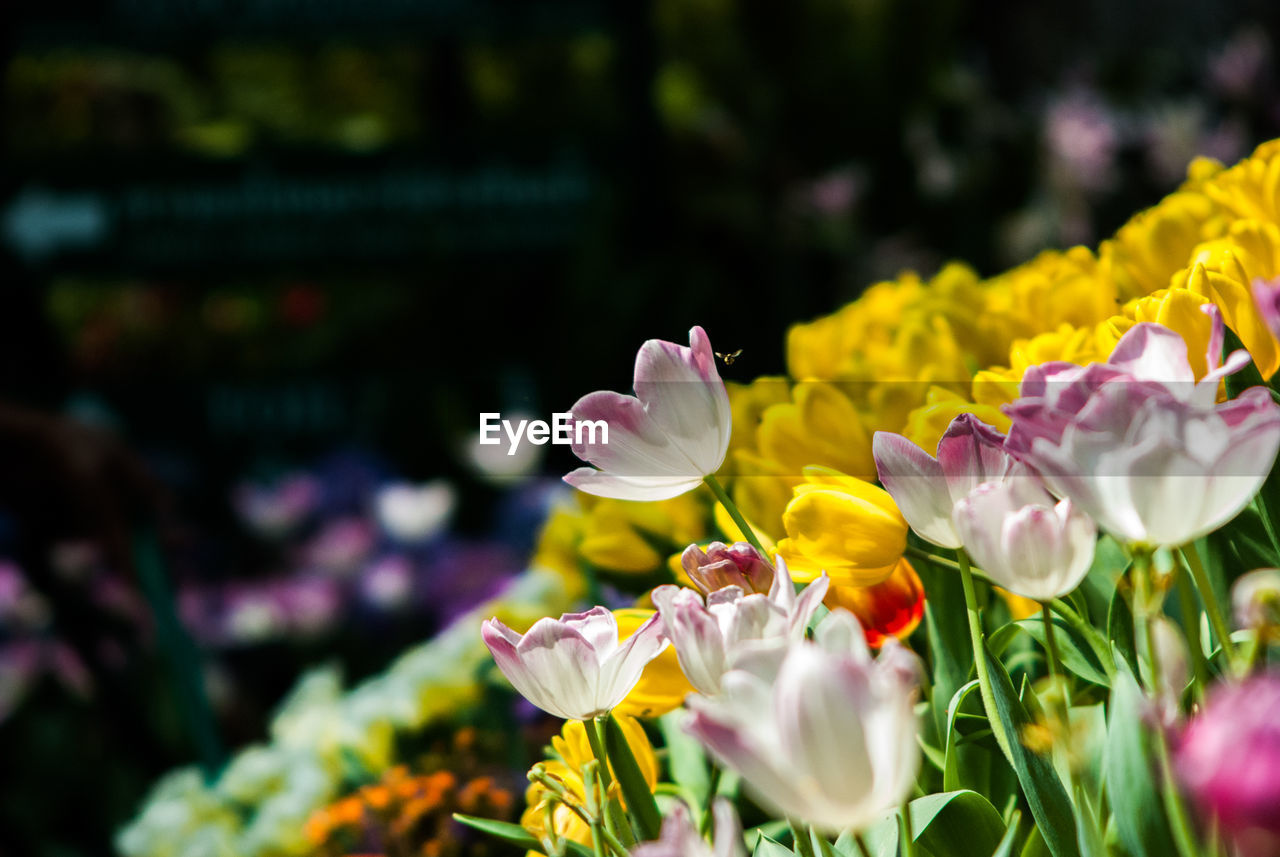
[585,718,634,846]
[789,820,817,857]
[900,798,916,857]
[1175,565,1211,698]
[700,763,722,836]
[905,544,961,572]
[1133,553,1164,694]
[584,718,613,791]
[1041,603,1079,810]
[704,474,767,555]
[1153,722,1202,857]
[1180,544,1237,668]
[957,549,1014,763]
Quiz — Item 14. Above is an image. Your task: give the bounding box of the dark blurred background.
[1,0,1278,853]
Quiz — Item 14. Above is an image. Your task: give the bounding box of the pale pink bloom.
[631,800,744,857]
[1175,672,1280,857]
[680,541,774,596]
[1005,319,1280,547]
[564,326,732,501]
[684,610,920,833]
[873,413,1024,549]
[952,479,1096,601]
[652,556,828,695]
[482,606,668,720]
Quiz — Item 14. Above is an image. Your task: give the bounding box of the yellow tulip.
[777,466,907,586]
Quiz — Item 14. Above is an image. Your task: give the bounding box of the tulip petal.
[873,431,960,548]
[634,326,733,475]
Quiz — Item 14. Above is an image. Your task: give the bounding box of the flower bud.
[680,541,775,596]
[1232,568,1280,635]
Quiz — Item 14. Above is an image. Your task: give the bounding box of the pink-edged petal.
[633,327,732,475]
[935,414,1014,502]
[653,585,728,695]
[1107,322,1196,386]
[873,431,959,548]
[563,467,705,501]
[788,573,830,640]
[599,609,670,706]
[568,391,698,477]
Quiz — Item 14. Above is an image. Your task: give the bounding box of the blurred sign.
[4,158,594,268]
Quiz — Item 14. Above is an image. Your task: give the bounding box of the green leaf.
[1103,661,1177,857]
[943,680,983,791]
[1072,786,1105,857]
[453,814,595,857]
[920,559,976,737]
[1222,326,1280,558]
[1106,585,1138,678]
[603,714,662,840]
[990,810,1022,857]
[1016,616,1109,687]
[753,834,797,857]
[835,791,1007,857]
[658,712,710,802]
[981,640,1080,857]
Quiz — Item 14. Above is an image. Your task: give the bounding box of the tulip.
[776,466,908,586]
[951,478,1097,601]
[1232,568,1280,634]
[680,541,774,596]
[683,610,920,833]
[873,413,1021,550]
[1175,672,1280,857]
[481,607,668,721]
[1004,320,1280,547]
[651,556,828,695]
[611,608,696,719]
[564,326,732,501]
[631,800,744,857]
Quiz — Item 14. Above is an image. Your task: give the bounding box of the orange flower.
[823,558,925,648]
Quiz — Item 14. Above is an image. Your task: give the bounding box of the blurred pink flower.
[683,610,919,833]
[1176,672,1280,857]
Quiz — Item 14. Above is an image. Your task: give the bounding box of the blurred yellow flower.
[901,387,1012,454]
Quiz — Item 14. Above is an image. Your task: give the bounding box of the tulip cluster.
[469,307,1280,857]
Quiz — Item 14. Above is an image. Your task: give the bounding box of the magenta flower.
[652,556,828,695]
[564,326,732,501]
[683,610,920,833]
[1175,672,1280,857]
[873,414,1023,549]
[1004,320,1280,547]
[952,479,1096,601]
[481,607,668,720]
[680,541,775,596]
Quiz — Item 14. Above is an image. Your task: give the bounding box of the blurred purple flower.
[1044,90,1119,194]
[306,517,376,576]
[233,474,320,539]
